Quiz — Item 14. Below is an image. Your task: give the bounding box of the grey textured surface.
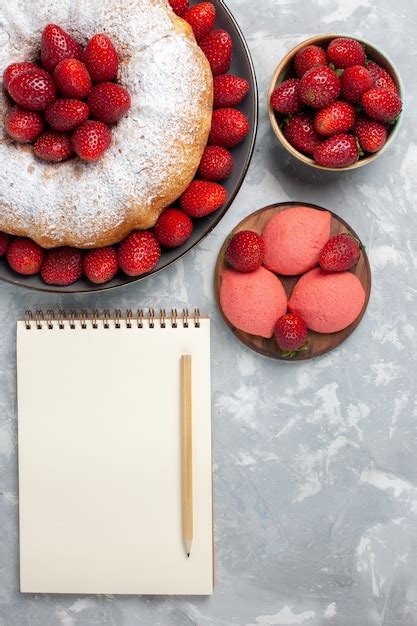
[1,1,416,625]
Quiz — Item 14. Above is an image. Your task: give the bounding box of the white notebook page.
[17,317,212,595]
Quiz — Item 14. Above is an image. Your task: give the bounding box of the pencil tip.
[187,552,190,558]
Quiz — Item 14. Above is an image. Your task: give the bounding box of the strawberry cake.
[263,206,331,275]
[288,267,366,333]
[0,0,213,248]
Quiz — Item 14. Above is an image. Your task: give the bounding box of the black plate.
[0,0,258,293]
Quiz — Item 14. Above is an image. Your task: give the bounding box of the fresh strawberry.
[45,98,89,132]
[340,65,373,102]
[5,107,44,143]
[72,120,111,162]
[54,59,91,99]
[361,88,402,123]
[168,0,189,16]
[87,82,131,124]
[184,2,215,42]
[294,45,327,78]
[0,233,10,257]
[118,231,161,276]
[40,24,82,73]
[270,78,303,114]
[299,66,340,108]
[326,37,365,69]
[314,101,356,137]
[83,246,118,284]
[154,208,193,248]
[319,233,361,271]
[199,29,232,76]
[367,61,398,93]
[7,68,56,111]
[82,34,118,83]
[213,74,250,108]
[41,247,83,285]
[180,180,227,217]
[226,230,264,272]
[3,62,38,90]
[208,108,249,148]
[313,133,359,168]
[283,113,321,155]
[198,145,233,181]
[274,313,308,354]
[355,115,387,153]
[6,237,44,275]
[34,131,74,162]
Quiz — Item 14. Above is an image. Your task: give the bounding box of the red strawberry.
[270,78,303,114]
[45,98,89,132]
[184,2,215,42]
[355,115,387,153]
[209,108,249,148]
[0,233,10,257]
[314,101,356,137]
[299,66,340,108]
[7,237,44,275]
[83,246,118,284]
[283,113,321,155]
[326,37,365,69]
[118,231,161,276]
[198,145,234,181]
[54,59,91,99]
[41,247,83,285]
[34,131,73,162]
[3,62,38,90]
[367,61,398,93]
[274,313,308,354]
[41,24,82,73]
[313,133,359,168]
[180,180,227,217]
[361,88,402,123]
[154,208,193,248]
[340,65,373,102]
[7,68,56,111]
[88,83,131,124]
[72,120,111,162]
[213,74,250,108]
[294,45,327,78]
[5,107,44,143]
[319,233,361,271]
[168,0,189,16]
[199,29,232,76]
[82,34,118,83]
[226,230,264,272]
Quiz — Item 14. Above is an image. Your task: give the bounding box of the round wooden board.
[214,202,371,361]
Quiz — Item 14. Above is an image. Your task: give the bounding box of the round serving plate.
[0,0,258,293]
[214,202,371,361]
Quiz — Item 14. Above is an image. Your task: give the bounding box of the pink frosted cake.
[288,267,366,333]
[263,206,331,275]
[220,267,287,338]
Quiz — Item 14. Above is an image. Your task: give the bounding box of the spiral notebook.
[16,308,213,595]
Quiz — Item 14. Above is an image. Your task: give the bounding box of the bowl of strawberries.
[268,34,403,170]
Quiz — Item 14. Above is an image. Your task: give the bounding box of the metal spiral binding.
[23,308,203,329]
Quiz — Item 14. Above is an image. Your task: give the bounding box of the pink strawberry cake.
[220,267,287,338]
[288,267,366,333]
[263,206,331,275]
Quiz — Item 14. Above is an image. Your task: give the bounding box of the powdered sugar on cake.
[0,0,212,247]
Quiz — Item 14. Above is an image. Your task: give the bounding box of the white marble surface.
[1,1,417,624]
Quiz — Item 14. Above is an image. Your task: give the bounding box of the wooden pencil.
[181,354,193,558]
